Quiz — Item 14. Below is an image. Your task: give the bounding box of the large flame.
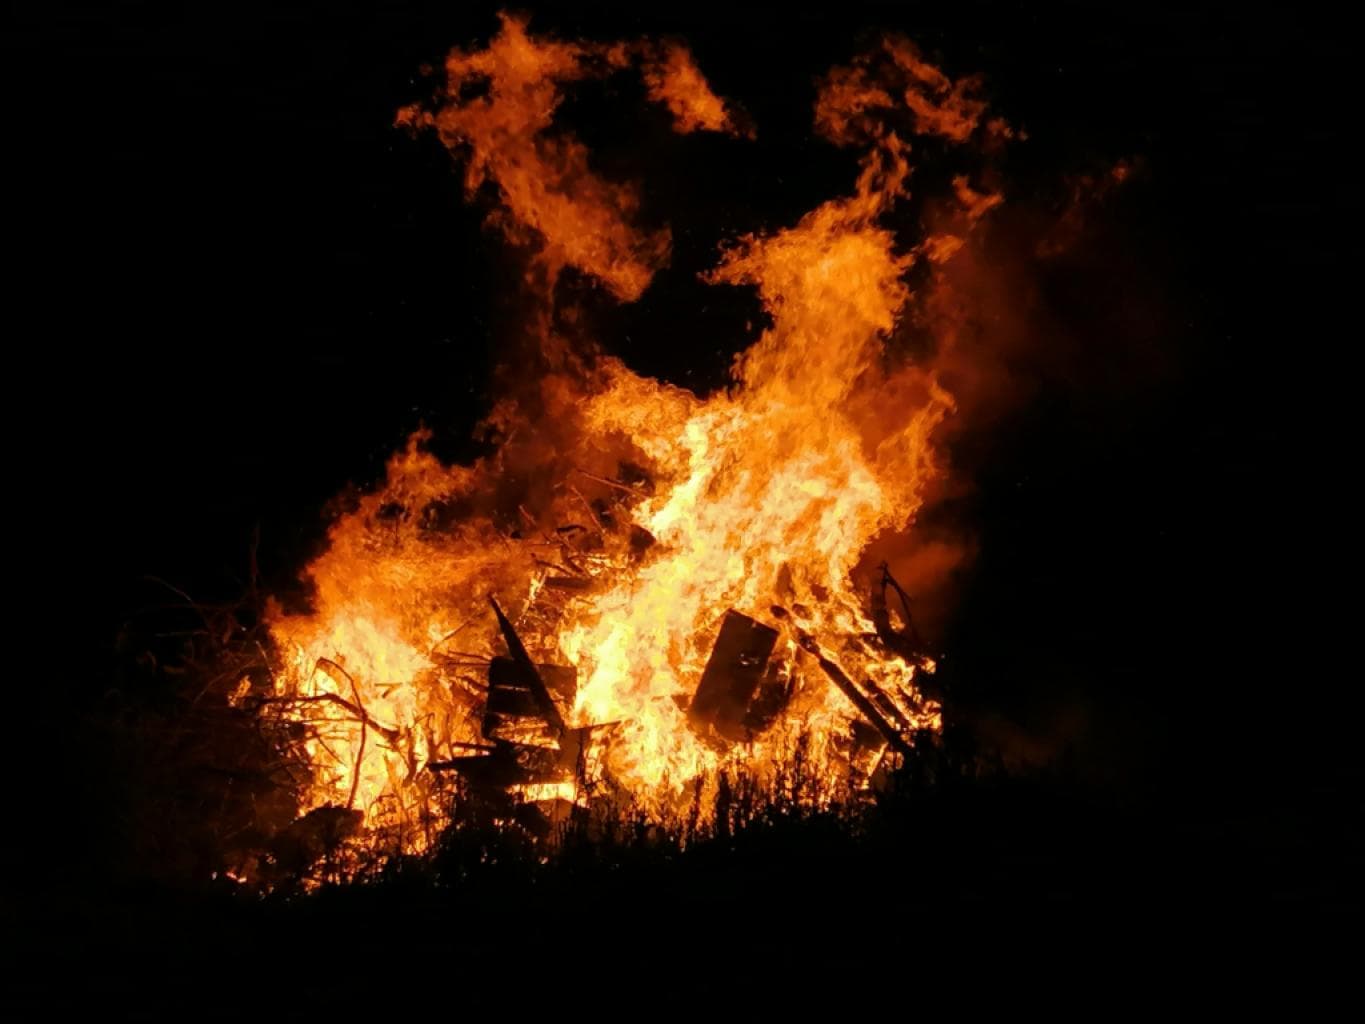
[260,14,1008,851]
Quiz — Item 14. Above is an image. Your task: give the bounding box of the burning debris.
[247,11,1014,869]
[688,610,783,743]
[413,523,933,825]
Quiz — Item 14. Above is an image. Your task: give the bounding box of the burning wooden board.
[483,656,577,745]
[489,597,567,734]
[431,600,593,811]
[688,610,782,743]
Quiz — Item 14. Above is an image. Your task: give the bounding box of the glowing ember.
[260,13,1009,852]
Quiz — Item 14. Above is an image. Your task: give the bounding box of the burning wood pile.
[236,12,1012,867]
[420,514,936,839]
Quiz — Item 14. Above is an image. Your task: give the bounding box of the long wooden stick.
[259,692,399,743]
[574,467,650,497]
[490,597,566,736]
[797,634,914,758]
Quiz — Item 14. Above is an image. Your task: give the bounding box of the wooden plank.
[485,657,576,726]
[689,610,779,741]
[486,684,541,717]
[428,741,567,788]
[489,597,565,736]
[797,633,915,758]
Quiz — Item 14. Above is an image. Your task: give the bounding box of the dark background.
[9,0,1355,881]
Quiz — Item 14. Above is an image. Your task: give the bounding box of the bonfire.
[234,12,1013,873]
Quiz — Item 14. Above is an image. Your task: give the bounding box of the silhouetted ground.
[11,756,1362,1014]
[17,649,1357,1011]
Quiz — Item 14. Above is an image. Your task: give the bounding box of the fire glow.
[253,13,1010,855]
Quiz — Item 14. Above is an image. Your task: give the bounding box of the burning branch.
[797,633,915,759]
[257,693,399,745]
[573,467,651,498]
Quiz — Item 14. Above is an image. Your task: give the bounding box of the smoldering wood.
[774,564,795,602]
[689,610,780,741]
[879,563,918,632]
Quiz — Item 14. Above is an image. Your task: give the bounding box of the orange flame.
[264,15,1009,852]
[642,43,748,136]
[396,13,747,301]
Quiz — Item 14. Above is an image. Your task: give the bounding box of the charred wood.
[485,683,543,718]
[256,692,400,744]
[574,467,650,498]
[743,665,796,735]
[489,597,565,735]
[617,460,655,495]
[690,610,779,742]
[428,741,567,789]
[797,633,915,759]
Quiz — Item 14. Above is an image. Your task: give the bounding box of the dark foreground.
[11,770,1360,1017]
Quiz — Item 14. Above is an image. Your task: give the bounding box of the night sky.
[12,0,1354,861]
